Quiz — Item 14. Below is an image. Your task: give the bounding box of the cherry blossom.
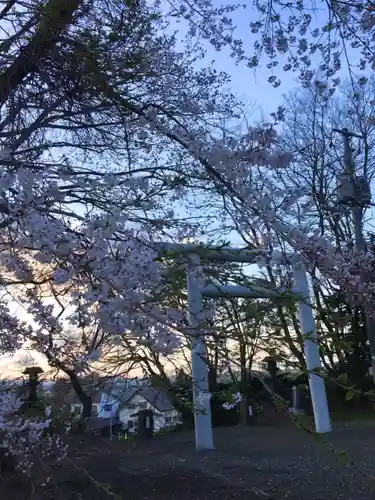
[223,392,242,410]
[0,384,68,475]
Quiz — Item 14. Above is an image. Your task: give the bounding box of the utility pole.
[333,127,375,382]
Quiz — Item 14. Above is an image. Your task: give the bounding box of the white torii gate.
[155,243,332,450]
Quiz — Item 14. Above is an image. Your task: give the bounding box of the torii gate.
[155,243,332,450]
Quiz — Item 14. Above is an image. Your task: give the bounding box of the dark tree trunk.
[239,340,251,425]
[68,371,92,420]
[0,0,84,105]
[0,446,15,473]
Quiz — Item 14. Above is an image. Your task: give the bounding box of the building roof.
[108,387,175,412]
[98,376,149,393]
[48,376,149,406]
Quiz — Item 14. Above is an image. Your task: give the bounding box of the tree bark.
[0,0,84,104]
[239,339,250,424]
[68,371,92,420]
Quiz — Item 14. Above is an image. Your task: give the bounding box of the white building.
[118,387,181,432]
[69,378,181,433]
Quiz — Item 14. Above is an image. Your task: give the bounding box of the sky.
[170,1,368,246]
[194,3,365,118]
[0,1,370,378]
[172,5,305,118]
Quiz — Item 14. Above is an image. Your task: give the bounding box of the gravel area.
[2,422,375,499]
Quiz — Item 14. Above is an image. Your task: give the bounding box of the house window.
[92,405,98,416]
[165,416,171,424]
[127,404,135,410]
[127,420,133,428]
[138,402,147,409]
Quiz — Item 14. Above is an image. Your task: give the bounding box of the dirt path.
[3,423,375,499]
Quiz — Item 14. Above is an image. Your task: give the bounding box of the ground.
[3,420,375,499]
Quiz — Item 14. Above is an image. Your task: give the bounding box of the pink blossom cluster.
[222,391,242,410]
[0,162,184,471]
[0,386,68,475]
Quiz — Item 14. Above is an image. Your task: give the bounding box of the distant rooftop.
[105,386,175,412]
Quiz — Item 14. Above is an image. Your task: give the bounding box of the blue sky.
[167,6,371,283]
[172,7,304,117]
[175,0,367,119]
[173,1,369,238]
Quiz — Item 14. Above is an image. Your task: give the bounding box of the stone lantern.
[263,355,282,396]
[22,366,44,403]
[130,409,155,439]
[263,355,279,378]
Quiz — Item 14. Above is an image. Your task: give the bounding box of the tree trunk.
[0,0,84,104]
[239,395,252,425]
[239,339,251,425]
[68,371,92,420]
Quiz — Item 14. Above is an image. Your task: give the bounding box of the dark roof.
[98,377,149,395]
[108,387,175,412]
